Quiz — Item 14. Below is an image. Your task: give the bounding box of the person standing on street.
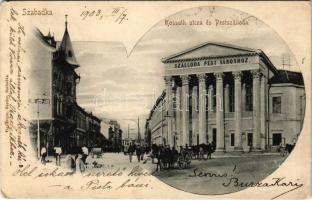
[54,146,62,166]
[75,153,85,175]
[156,146,164,171]
[41,146,47,165]
[81,146,89,165]
[136,145,142,162]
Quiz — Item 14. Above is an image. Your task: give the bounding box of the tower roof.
[58,15,79,68]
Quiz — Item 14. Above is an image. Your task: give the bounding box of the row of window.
[53,96,64,116]
[53,72,75,96]
[189,130,282,146]
[229,132,282,146]
[176,92,282,114]
[187,130,282,147]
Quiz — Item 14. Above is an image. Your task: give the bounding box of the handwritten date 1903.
[80,6,128,24]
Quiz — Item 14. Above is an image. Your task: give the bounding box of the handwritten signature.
[189,166,303,199]
[223,177,303,200]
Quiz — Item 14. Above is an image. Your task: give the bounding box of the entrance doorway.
[272,133,282,146]
[212,128,217,147]
[197,134,199,145]
[247,133,253,147]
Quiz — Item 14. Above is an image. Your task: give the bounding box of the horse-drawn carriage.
[152,146,192,170]
[190,144,215,160]
[278,143,295,156]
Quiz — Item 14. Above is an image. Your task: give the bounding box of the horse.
[197,143,214,160]
[191,145,199,159]
[285,143,295,154]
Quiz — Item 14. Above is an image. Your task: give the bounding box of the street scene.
[40,150,286,194]
[27,6,305,196]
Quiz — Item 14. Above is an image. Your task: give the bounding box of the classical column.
[252,70,262,150]
[205,85,214,143]
[175,86,182,147]
[181,75,190,146]
[208,85,214,112]
[172,86,177,148]
[233,71,243,151]
[260,75,267,150]
[191,85,198,145]
[242,83,246,112]
[214,72,225,152]
[165,76,173,147]
[224,84,230,113]
[197,74,207,144]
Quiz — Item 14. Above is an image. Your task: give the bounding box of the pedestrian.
[66,154,76,171]
[136,145,142,162]
[151,144,157,164]
[207,143,212,159]
[170,147,178,168]
[81,146,89,165]
[159,146,166,170]
[40,146,47,165]
[279,142,286,156]
[54,146,62,166]
[75,154,85,175]
[199,144,204,160]
[179,146,183,154]
[155,148,162,171]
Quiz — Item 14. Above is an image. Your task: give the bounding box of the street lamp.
[29,95,50,159]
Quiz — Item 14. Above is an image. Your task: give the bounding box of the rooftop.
[161,42,278,74]
[269,70,304,86]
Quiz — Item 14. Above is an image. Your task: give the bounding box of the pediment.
[162,42,260,63]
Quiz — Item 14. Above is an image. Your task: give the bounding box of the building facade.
[107,120,123,152]
[146,91,166,146]
[28,19,106,154]
[146,42,305,152]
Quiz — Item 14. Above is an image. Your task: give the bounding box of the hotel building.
[146,42,305,152]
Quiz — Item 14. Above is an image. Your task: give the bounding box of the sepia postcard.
[0,1,311,199]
